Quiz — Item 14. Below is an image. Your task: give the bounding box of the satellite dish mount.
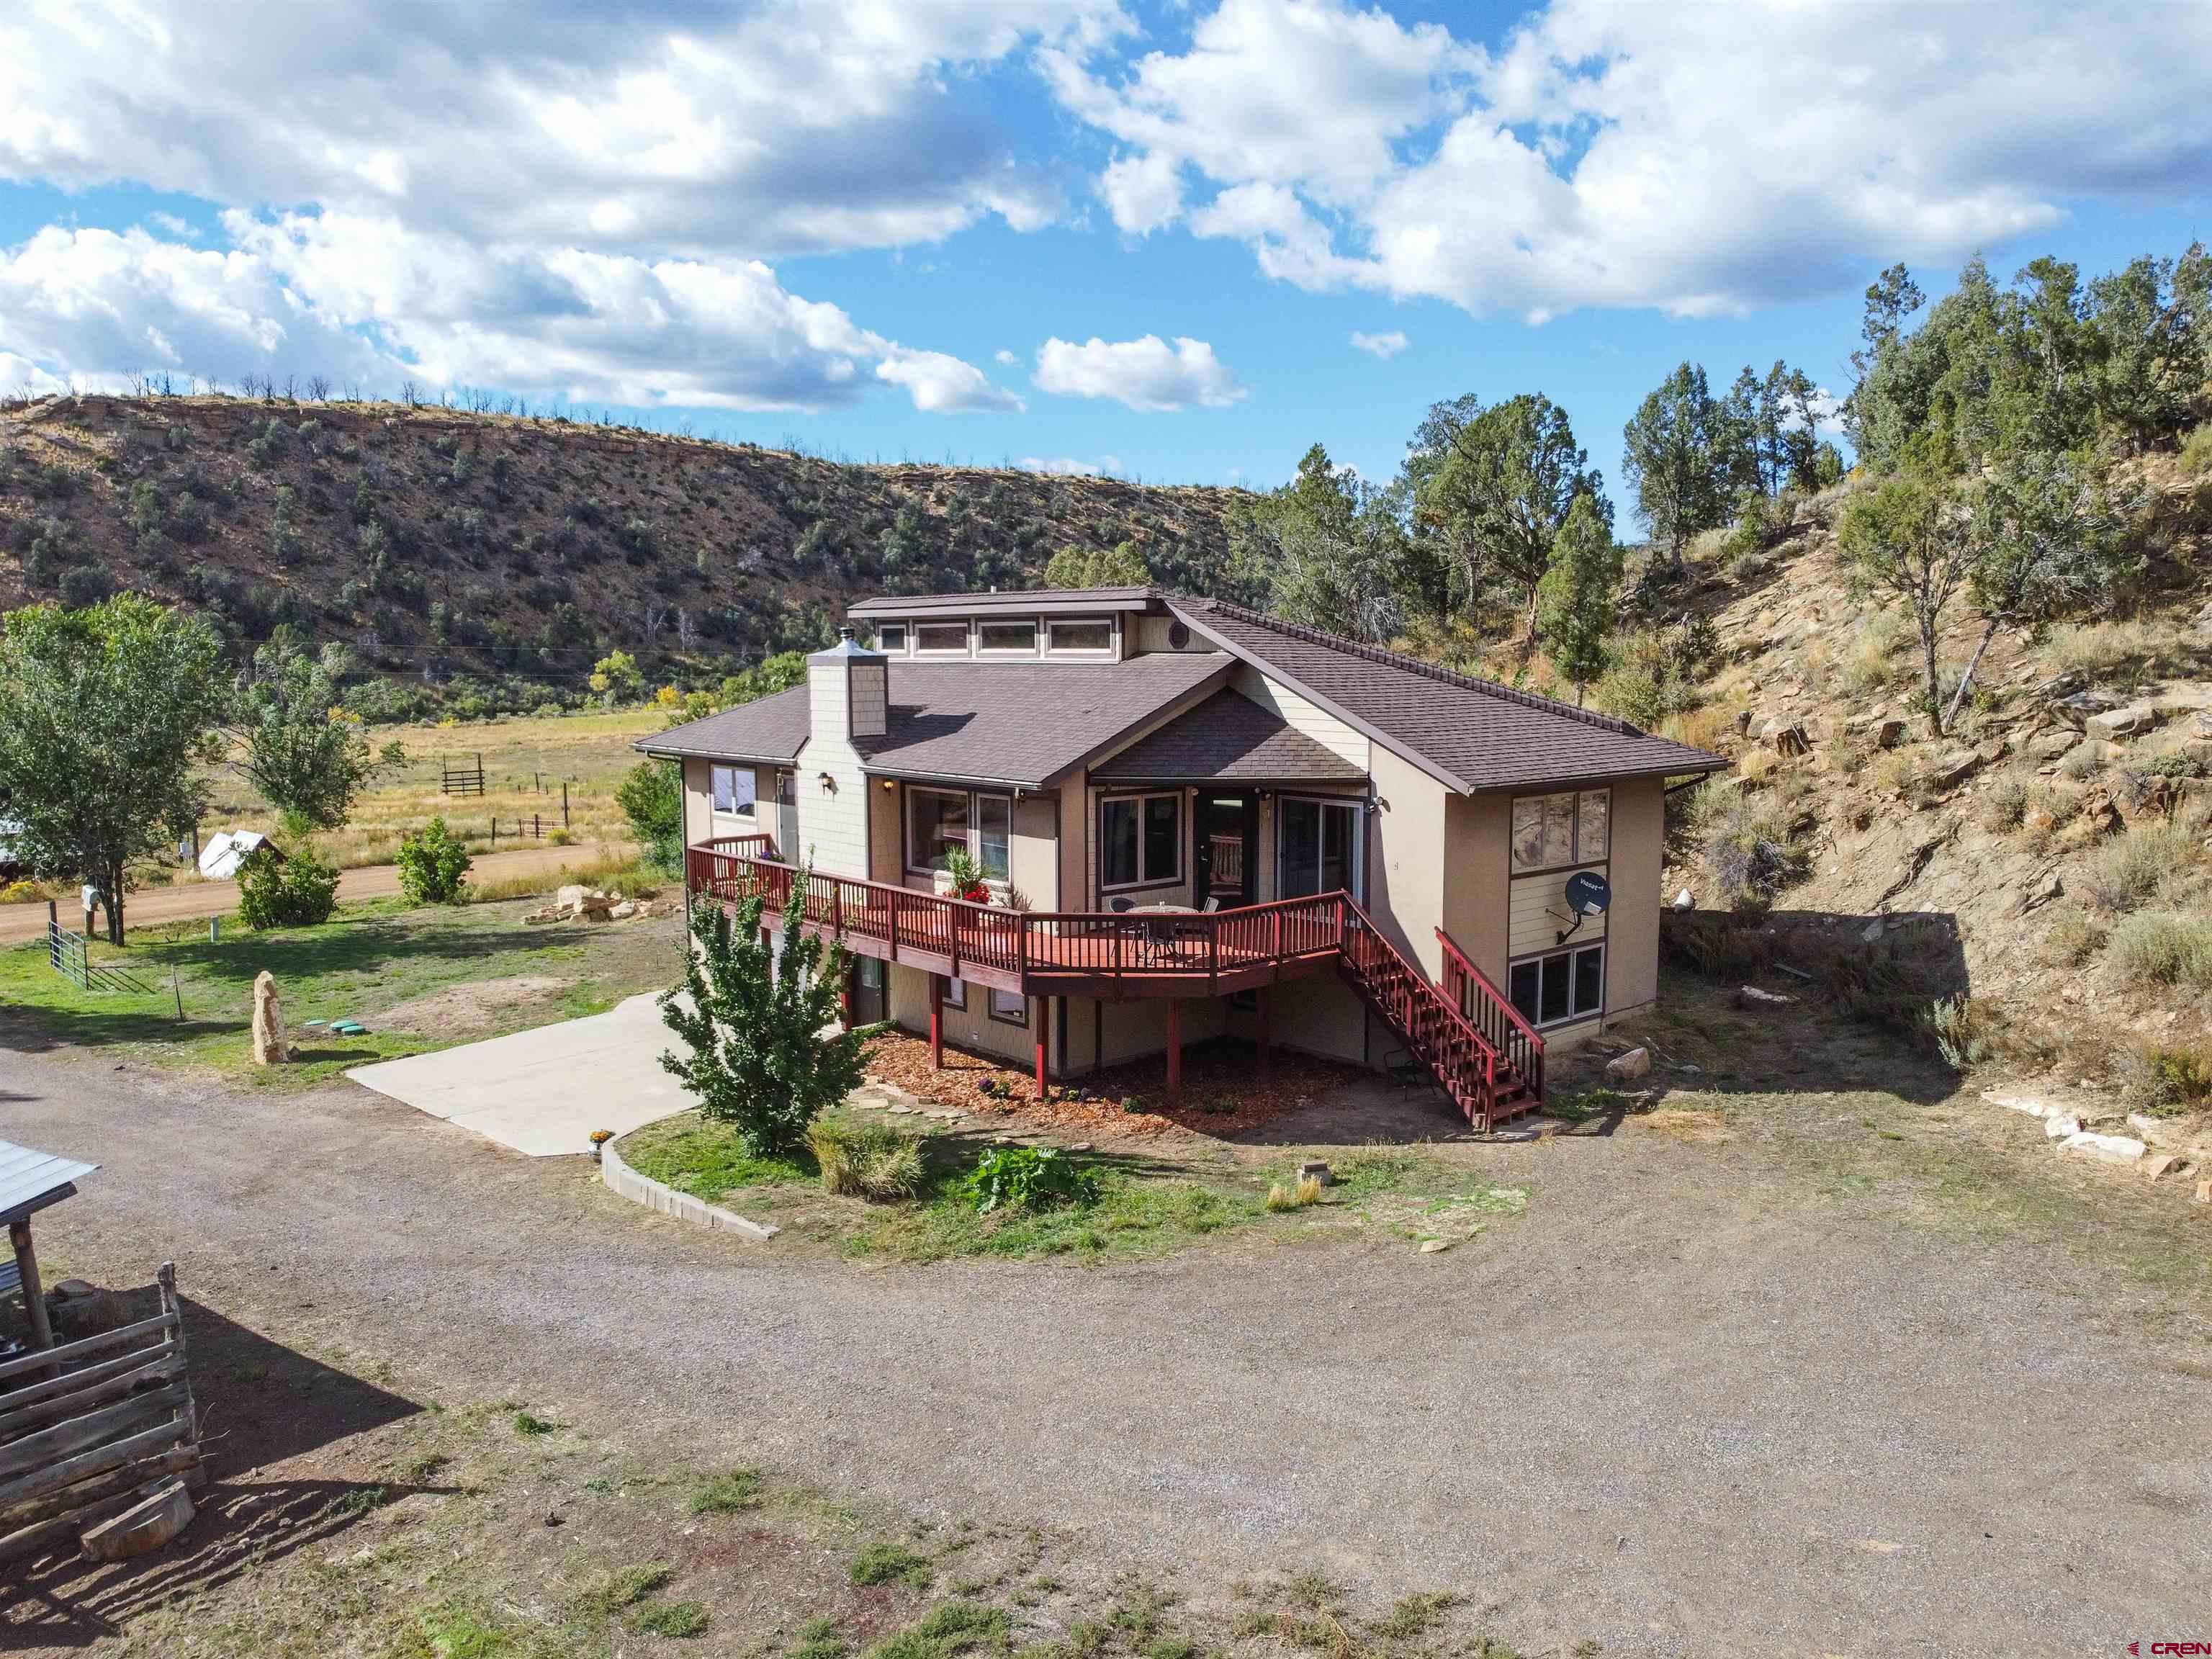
[1554,870,1613,944]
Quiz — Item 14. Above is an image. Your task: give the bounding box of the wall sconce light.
[881,778,895,791]
[818,772,837,793]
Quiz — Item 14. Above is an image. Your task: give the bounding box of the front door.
[1195,793,1258,907]
[775,770,801,861]
[849,956,886,1026]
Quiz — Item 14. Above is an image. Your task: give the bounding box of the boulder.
[554,883,588,912]
[1927,749,1984,791]
[2085,702,2156,742]
[1604,1046,1652,1082]
[609,900,637,920]
[2053,690,2123,729]
[79,1479,194,1563]
[2142,1154,2188,1183]
[1735,985,1794,1011]
[1672,889,1696,911]
[2026,727,2081,762]
[2059,1130,2146,1165]
[2044,1112,2082,1140]
[1760,718,1812,757]
[251,971,287,1065]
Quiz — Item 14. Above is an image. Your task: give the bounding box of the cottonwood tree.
[1413,394,1599,641]
[660,879,866,1158]
[0,595,225,943]
[1837,461,1979,737]
[232,639,390,833]
[1535,493,1624,705]
[1622,364,1730,573]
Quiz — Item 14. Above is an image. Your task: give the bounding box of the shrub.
[396,817,473,904]
[2123,1045,2212,1116]
[1701,789,1809,912]
[2059,739,2110,781]
[1981,773,2030,832]
[1265,1175,1323,1212]
[2108,911,2212,988]
[2043,906,2108,966]
[615,758,683,872]
[235,846,340,930]
[806,1119,924,1202]
[2179,421,2212,479]
[962,1146,1098,1214]
[58,563,115,607]
[1928,996,1995,1069]
[0,879,53,905]
[2080,823,2194,915]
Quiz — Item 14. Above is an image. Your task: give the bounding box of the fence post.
[562,781,570,828]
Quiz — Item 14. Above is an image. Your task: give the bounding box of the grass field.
[0,894,685,1087]
[200,706,665,871]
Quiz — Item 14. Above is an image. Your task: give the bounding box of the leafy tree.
[588,649,642,706]
[396,817,472,904]
[1622,364,1730,571]
[236,845,341,930]
[2081,253,2206,450]
[1535,494,1624,704]
[1230,444,1406,643]
[672,649,809,727]
[0,595,224,943]
[1837,461,1978,736]
[1042,541,1149,588]
[232,639,387,833]
[616,758,685,873]
[1413,394,1600,638]
[1943,454,2137,727]
[658,877,866,1159]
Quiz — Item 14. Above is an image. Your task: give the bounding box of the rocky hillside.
[0,395,1244,716]
[1648,451,2212,1119]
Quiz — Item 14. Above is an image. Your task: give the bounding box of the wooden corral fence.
[0,1263,204,1567]
[43,904,150,995]
[439,753,487,796]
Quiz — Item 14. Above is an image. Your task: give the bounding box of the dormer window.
[914,622,969,655]
[874,623,907,653]
[977,619,1038,655]
[1046,618,1114,655]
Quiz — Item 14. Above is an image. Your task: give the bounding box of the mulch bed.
[860,1029,1365,1141]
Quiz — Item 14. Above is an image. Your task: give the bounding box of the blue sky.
[3,1,2209,522]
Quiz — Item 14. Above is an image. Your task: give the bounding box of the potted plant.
[941,848,991,905]
[589,1128,613,1162]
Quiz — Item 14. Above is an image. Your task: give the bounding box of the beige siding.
[1604,777,1665,1017]
[684,757,771,848]
[796,660,870,877]
[887,966,1039,1066]
[1055,775,1087,914]
[1131,614,1205,655]
[868,778,903,882]
[1508,867,1610,958]
[1010,792,1061,910]
[1364,747,1449,974]
[1442,793,1511,984]
[1230,662,1369,769]
[1265,974,1367,1064]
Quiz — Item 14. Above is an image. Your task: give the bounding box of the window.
[711,765,756,817]
[943,975,967,1010]
[1511,788,1609,873]
[1509,943,1604,1028]
[977,619,1037,654]
[1278,797,1360,900]
[1100,792,1180,889]
[914,622,969,654]
[1046,618,1114,654]
[907,787,970,873]
[873,623,907,653]
[989,986,1028,1026]
[976,794,1011,882]
[906,786,1012,881]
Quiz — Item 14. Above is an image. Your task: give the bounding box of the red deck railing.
[684,837,1539,1128]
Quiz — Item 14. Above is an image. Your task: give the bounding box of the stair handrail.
[1434,927,1545,1104]
[1336,896,1509,1123]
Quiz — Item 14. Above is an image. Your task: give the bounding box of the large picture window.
[1100,792,1181,889]
[710,765,756,817]
[1278,797,1359,900]
[906,786,1012,882]
[1510,788,1611,873]
[1508,943,1605,1028]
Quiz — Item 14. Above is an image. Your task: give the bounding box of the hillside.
[1640,451,2212,1114]
[0,395,1245,716]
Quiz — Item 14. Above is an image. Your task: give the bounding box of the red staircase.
[1333,900,1542,1132]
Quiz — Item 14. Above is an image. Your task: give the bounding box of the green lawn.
[0,897,684,1087]
[618,1109,1512,1264]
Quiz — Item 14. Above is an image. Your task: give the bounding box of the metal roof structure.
[0,1139,96,1228]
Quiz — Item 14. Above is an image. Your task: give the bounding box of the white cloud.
[1033,334,1244,411]
[1349,328,1408,359]
[1099,150,1183,235]
[0,1,1125,261]
[1051,0,2212,319]
[875,347,1024,413]
[0,215,1014,415]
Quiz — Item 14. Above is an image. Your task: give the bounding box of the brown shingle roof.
[1089,689,1367,785]
[858,655,1229,787]
[635,684,811,765]
[1167,596,1727,793]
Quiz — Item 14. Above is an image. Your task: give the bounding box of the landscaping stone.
[1604,1046,1652,1081]
[2142,1154,2187,1183]
[1298,1159,1334,1187]
[1419,1238,1452,1254]
[2043,1112,2082,1140]
[609,900,637,920]
[1984,1092,2051,1118]
[2195,1178,2212,1204]
[2125,1112,2185,1146]
[1672,888,1695,910]
[251,970,287,1065]
[1735,985,1793,1012]
[2059,1131,2146,1165]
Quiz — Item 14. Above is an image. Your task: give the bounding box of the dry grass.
[199,706,660,870]
[2036,619,2190,689]
[1658,702,1738,755]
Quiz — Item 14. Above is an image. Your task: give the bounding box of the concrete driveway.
[346,990,693,1156]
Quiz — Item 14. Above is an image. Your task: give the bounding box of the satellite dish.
[1564,871,1611,917]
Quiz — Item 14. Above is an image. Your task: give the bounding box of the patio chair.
[1201,896,1221,913]
[1109,896,1136,913]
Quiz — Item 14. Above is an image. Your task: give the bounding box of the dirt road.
[0,842,633,944]
[3,1043,2204,1655]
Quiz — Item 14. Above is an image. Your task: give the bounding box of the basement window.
[1508,943,1604,1028]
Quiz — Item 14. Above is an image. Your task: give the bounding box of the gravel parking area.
[2,1040,2207,1657]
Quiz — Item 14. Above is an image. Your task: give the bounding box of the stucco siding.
[1442,793,1511,984]
[1604,776,1665,1016]
[1365,746,1448,975]
[1010,793,1061,910]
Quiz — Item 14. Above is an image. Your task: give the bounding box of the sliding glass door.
[1277,797,1360,902]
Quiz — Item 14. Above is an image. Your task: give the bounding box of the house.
[197,830,282,882]
[637,588,1727,1128]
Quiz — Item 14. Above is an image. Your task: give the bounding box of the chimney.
[809,624,887,743]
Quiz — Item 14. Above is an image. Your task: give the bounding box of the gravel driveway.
[3,1046,2206,1657]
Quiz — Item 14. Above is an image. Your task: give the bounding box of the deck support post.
[9,1220,51,1353]
[929,974,944,1070]
[1165,998,1183,1104]
[1033,997,1048,1100]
